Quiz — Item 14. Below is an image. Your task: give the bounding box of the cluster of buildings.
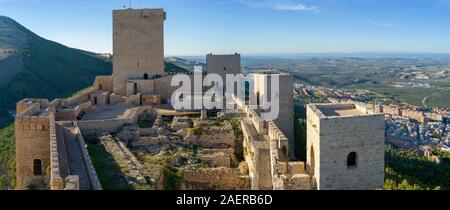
[14,8,385,190]
[294,84,450,151]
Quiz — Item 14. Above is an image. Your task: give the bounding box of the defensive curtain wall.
[236,96,316,190]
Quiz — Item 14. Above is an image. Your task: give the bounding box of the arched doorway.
[347,152,357,168]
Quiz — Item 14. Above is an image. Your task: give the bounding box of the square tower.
[306,103,385,190]
[113,8,166,95]
[253,73,294,159]
[206,53,241,80]
[15,99,51,189]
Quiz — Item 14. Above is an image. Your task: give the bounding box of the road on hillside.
[422,90,443,108]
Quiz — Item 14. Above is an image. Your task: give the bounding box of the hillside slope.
[0,16,112,127]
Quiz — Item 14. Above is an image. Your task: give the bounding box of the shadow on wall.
[294,112,307,161]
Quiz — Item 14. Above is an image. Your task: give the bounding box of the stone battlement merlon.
[16,98,50,117]
[268,121,288,150]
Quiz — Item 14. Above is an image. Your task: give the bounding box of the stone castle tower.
[112,8,166,96]
[206,53,241,80]
[253,73,294,159]
[306,103,385,190]
[15,99,52,189]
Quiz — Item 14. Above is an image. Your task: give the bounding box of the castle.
[15,8,384,190]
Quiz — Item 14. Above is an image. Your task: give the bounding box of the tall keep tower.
[112,9,166,96]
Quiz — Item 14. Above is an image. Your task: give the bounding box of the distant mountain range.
[0,16,188,127]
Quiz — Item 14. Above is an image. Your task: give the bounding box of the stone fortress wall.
[15,98,102,190]
[14,7,385,191]
[49,113,64,190]
[237,93,314,190]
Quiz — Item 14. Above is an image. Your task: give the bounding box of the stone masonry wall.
[307,104,385,190]
[15,116,51,189]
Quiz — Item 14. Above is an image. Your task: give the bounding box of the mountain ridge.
[0,16,113,127]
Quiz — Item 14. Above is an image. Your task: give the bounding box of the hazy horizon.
[1,0,450,55]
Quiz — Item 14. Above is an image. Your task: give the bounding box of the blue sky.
[1,0,450,55]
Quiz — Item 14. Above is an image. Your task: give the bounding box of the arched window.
[347,152,357,168]
[33,159,42,176]
[144,73,149,80]
[99,84,103,91]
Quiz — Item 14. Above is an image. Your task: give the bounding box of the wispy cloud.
[235,0,319,13]
[369,21,395,28]
[275,3,319,12]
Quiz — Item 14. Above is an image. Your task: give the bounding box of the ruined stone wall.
[185,126,235,149]
[245,107,268,135]
[61,87,97,106]
[73,124,102,190]
[110,93,127,105]
[78,107,139,137]
[127,79,154,96]
[180,167,250,190]
[78,119,129,137]
[198,152,231,168]
[16,99,49,114]
[268,123,314,190]
[49,99,61,110]
[55,102,93,121]
[91,91,110,106]
[125,94,141,106]
[16,103,40,117]
[94,76,113,92]
[241,120,272,190]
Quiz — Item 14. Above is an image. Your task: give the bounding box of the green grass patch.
[87,143,134,190]
[0,124,15,190]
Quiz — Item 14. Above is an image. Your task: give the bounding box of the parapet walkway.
[56,124,93,190]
